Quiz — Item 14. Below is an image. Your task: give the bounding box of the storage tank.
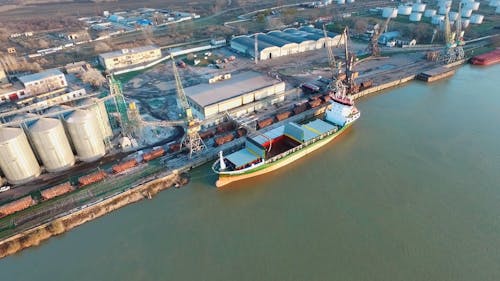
[449,11,459,21]
[462,18,470,28]
[28,118,75,173]
[398,5,412,15]
[346,0,354,3]
[337,0,345,4]
[431,15,445,24]
[490,0,500,7]
[462,8,473,17]
[470,14,484,24]
[497,6,500,13]
[466,2,480,10]
[413,3,426,12]
[79,98,113,141]
[438,0,452,7]
[438,6,451,14]
[424,9,437,17]
[409,12,422,21]
[0,127,41,184]
[382,7,398,18]
[65,110,105,163]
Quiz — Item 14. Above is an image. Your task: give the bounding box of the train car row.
[0,147,166,219]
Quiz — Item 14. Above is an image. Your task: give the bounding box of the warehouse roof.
[18,69,63,84]
[255,33,297,47]
[99,45,160,59]
[298,26,338,38]
[267,31,313,44]
[185,71,282,108]
[284,28,323,41]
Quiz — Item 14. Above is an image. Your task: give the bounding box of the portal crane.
[366,16,391,57]
[441,1,465,64]
[171,57,206,157]
[323,24,337,80]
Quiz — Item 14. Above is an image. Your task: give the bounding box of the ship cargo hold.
[28,118,75,172]
[65,109,106,163]
[213,97,360,187]
[0,127,41,184]
[470,49,500,65]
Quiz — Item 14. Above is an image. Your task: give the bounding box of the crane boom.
[323,24,336,79]
[171,57,193,123]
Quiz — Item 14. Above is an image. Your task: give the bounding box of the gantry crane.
[171,57,206,157]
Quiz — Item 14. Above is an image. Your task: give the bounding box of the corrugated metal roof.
[18,69,63,84]
[267,31,313,43]
[255,33,297,47]
[232,36,278,52]
[226,149,260,168]
[284,28,323,41]
[298,26,338,38]
[99,45,160,59]
[185,71,282,108]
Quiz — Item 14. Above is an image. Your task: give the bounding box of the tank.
[79,98,113,141]
[398,5,412,15]
[346,0,354,3]
[438,6,450,14]
[462,9,473,17]
[490,0,500,7]
[466,2,480,10]
[28,118,75,173]
[431,15,445,24]
[337,0,345,4]
[413,3,426,12]
[409,12,422,21]
[448,12,459,21]
[470,14,484,24]
[424,9,437,17]
[65,109,105,163]
[0,127,41,184]
[497,6,500,13]
[438,0,452,7]
[382,7,398,18]
[462,18,470,28]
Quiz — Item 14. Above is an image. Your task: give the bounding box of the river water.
[1,64,499,280]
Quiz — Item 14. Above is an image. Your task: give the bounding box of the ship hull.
[216,123,352,188]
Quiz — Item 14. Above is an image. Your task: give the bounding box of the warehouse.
[184,71,286,120]
[18,69,67,96]
[98,45,162,71]
[230,36,281,60]
[267,31,317,52]
[254,33,299,56]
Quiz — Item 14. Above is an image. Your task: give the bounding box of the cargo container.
[275,111,292,121]
[199,129,216,140]
[214,133,235,146]
[0,196,35,218]
[257,117,274,129]
[236,128,247,138]
[143,148,165,162]
[112,159,138,174]
[41,182,73,200]
[78,171,106,187]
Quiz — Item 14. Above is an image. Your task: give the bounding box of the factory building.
[18,69,67,96]
[98,45,162,71]
[184,71,286,120]
[230,27,343,60]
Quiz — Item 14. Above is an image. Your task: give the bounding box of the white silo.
[432,15,445,24]
[497,6,500,13]
[382,7,398,18]
[79,98,113,141]
[65,110,105,163]
[449,11,459,21]
[337,0,345,4]
[346,0,355,3]
[413,3,426,12]
[28,118,75,173]
[462,8,473,17]
[438,6,451,14]
[470,14,484,24]
[0,127,41,184]
[398,5,412,15]
[409,12,422,21]
[462,18,470,28]
[466,2,480,11]
[438,0,452,7]
[424,9,437,17]
[490,0,500,7]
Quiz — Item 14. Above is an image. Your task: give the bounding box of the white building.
[98,45,162,71]
[18,69,67,96]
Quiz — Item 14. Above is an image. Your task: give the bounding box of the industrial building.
[184,71,286,120]
[230,27,343,60]
[18,69,67,96]
[98,45,162,71]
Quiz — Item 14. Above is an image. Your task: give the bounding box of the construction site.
[0,0,498,256]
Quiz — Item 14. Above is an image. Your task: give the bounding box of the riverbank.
[0,171,185,259]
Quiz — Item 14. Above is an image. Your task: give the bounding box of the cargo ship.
[212,95,360,187]
[470,49,500,66]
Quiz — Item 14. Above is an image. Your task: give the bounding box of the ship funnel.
[219,151,226,170]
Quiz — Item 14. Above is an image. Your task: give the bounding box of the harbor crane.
[442,1,465,64]
[366,16,391,57]
[171,57,206,157]
[323,24,339,80]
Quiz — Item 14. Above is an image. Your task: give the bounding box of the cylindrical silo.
[438,6,451,14]
[490,0,500,7]
[449,11,459,21]
[65,110,105,163]
[409,12,422,21]
[0,127,41,184]
[424,9,437,17]
[398,5,412,15]
[438,0,452,8]
[413,3,426,12]
[470,14,484,24]
[382,7,398,18]
[466,2,480,10]
[337,0,345,4]
[28,118,75,173]
[462,8,473,17]
[79,98,113,141]
[346,0,354,3]
[432,15,445,24]
[496,6,500,13]
[462,18,470,28]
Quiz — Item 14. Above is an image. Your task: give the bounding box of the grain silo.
[424,9,437,17]
[410,12,422,21]
[413,3,426,12]
[497,6,500,13]
[382,7,398,18]
[398,5,412,15]
[462,8,473,17]
[346,0,355,3]
[65,109,105,163]
[0,127,41,184]
[337,0,346,4]
[79,98,113,141]
[28,118,75,172]
[449,11,459,21]
[465,1,480,11]
[438,5,451,14]
[470,14,484,24]
[432,15,445,24]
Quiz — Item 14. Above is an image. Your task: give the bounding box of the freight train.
[0,147,166,219]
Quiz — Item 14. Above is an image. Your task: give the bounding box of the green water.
[1,65,500,281]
